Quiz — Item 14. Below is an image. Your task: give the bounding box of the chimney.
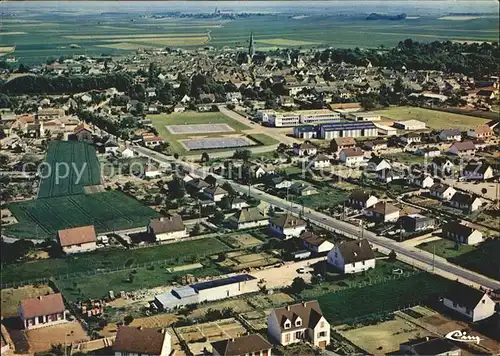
[38,296,43,300]
[302,301,307,307]
[286,305,290,311]
[138,326,143,330]
[230,338,235,342]
[160,328,166,334]
[159,217,164,222]
[358,241,362,247]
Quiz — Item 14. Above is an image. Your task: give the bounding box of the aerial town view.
[0,1,499,355]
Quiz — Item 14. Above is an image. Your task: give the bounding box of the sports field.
[375,106,489,130]
[38,141,101,198]
[4,190,159,239]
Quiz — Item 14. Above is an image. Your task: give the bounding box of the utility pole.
[432,244,435,273]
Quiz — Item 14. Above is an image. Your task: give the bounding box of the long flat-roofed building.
[319,121,378,139]
[266,110,341,127]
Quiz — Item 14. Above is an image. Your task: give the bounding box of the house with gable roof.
[212,334,272,356]
[18,293,66,330]
[228,207,268,230]
[57,225,97,254]
[113,325,171,356]
[442,283,495,322]
[148,215,188,241]
[327,239,376,274]
[268,214,307,239]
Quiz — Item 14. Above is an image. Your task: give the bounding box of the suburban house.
[211,334,272,356]
[415,147,441,158]
[57,225,97,254]
[269,214,307,239]
[117,146,134,158]
[363,139,388,151]
[327,239,376,274]
[73,123,93,142]
[429,157,454,175]
[429,183,456,201]
[467,124,493,139]
[230,197,249,210]
[448,141,476,156]
[142,136,164,148]
[339,148,364,167]
[376,168,401,183]
[330,136,356,153]
[204,185,228,202]
[267,301,330,348]
[364,201,400,222]
[408,173,434,188]
[228,207,268,230]
[366,157,391,172]
[399,337,460,356]
[147,215,188,241]
[310,154,331,169]
[400,132,421,144]
[113,326,171,356]
[449,193,482,212]
[462,161,494,180]
[400,214,435,232]
[173,103,186,113]
[18,293,66,330]
[289,182,318,196]
[293,141,317,157]
[442,283,496,322]
[439,129,462,142]
[347,190,378,209]
[299,231,334,254]
[442,222,483,245]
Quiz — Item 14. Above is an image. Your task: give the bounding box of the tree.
[212,210,225,225]
[192,223,201,235]
[233,149,251,161]
[124,315,134,325]
[290,277,308,294]
[168,178,186,199]
[221,182,236,196]
[200,152,210,163]
[388,249,397,262]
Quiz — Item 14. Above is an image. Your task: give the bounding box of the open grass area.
[449,238,500,281]
[417,238,476,259]
[148,112,251,154]
[295,186,348,210]
[38,141,101,198]
[382,152,429,166]
[246,133,280,146]
[4,190,159,239]
[375,106,489,130]
[316,273,455,324]
[2,237,230,285]
[1,285,54,317]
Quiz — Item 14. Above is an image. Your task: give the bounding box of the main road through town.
[133,145,500,291]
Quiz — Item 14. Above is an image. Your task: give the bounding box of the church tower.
[248,32,256,59]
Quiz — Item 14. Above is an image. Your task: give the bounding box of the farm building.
[228,207,268,230]
[374,123,397,136]
[153,274,258,311]
[267,301,330,348]
[442,222,483,245]
[269,214,307,239]
[147,215,188,242]
[113,326,171,356]
[393,120,426,131]
[211,334,272,356]
[57,225,97,254]
[442,283,495,322]
[327,239,376,274]
[18,293,66,330]
[319,121,378,139]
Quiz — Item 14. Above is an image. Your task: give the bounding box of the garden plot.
[167,123,234,135]
[217,251,280,272]
[225,234,263,248]
[181,136,255,151]
[176,318,247,355]
[1,285,54,318]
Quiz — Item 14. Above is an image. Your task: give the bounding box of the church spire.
[248,32,256,58]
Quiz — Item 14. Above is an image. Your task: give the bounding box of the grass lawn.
[449,238,500,281]
[375,106,489,130]
[295,186,348,210]
[246,133,280,146]
[417,238,476,259]
[148,112,251,154]
[2,237,230,285]
[382,152,429,166]
[316,273,455,324]
[1,285,53,317]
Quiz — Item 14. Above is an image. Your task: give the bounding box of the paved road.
[132,146,500,291]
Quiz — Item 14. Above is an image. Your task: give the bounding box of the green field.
[1,237,229,285]
[148,111,251,154]
[316,273,455,324]
[449,239,500,281]
[295,186,348,210]
[38,141,101,198]
[4,190,159,239]
[375,106,490,130]
[417,238,476,259]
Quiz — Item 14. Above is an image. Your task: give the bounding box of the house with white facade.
[366,157,391,172]
[310,154,331,169]
[57,225,97,254]
[267,301,330,348]
[442,284,496,322]
[429,157,454,175]
[429,183,456,201]
[142,136,164,148]
[439,129,462,142]
[408,173,434,188]
[364,201,400,222]
[148,215,188,241]
[327,239,376,274]
[293,141,317,157]
[415,147,441,158]
[442,222,483,245]
[448,141,476,156]
[117,146,134,158]
[113,326,171,356]
[462,161,494,181]
[204,185,228,202]
[18,293,66,330]
[339,148,364,167]
[347,190,378,209]
[299,231,334,255]
[269,214,307,239]
[400,132,421,144]
[449,193,482,212]
[228,207,268,230]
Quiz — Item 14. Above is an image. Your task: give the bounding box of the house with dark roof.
[309,153,331,169]
[18,293,66,330]
[400,214,435,232]
[429,183,456,201]
[449,193,482,212]
[363,139,388,151]
[366,156,391,172]
[399,337,460,356]
[228,207,268,230]
[57,225,97,254]
[429,157,454,175]
[462,160,494,181]
[347,190,378,209]
[442,222,483,245]
[299,231,334,254]
[400,132,421,144]
[269,214,307,239]
[407,172,434,188]
[293,141,317,157]
[212,334,272,356]
[376,168,402,183]
[414,147,441,158]
[113,326,171,356]
[327,239,375,274]
[267,301,330,348]
[442,283,495,322]
[289,182,318,196]
[439,129,462,142]
[448,141,476,156]
[147,215,188,242]
[204,185,228,202]
[364,201,400,222]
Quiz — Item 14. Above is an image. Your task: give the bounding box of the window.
[284,321,291,329]
[320,321,325,328]
[482,300,485,304]
[295,331,303,340]
[318,331,327,338]
[296,319,301,327]
[285,333,290,343]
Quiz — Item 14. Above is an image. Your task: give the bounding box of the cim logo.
[445,330,482,345]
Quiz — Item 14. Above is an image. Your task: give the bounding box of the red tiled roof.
[113,326,168,354]
[58,225,96,247]
[20,293,65,319]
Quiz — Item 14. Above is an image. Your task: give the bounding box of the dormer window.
[284,320,291,329]
[295,317,302,327]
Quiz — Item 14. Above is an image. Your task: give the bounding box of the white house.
[204,185,228,202]
[339,148,364,167]
[269,214,307,239]
[415,147,441,158]
[400,133,421,144]
[449,193,482,212]
[310,154,331,169]
[327,239,376,274]
[18,293,66,330]
[293,142,317,157]
[442,284,496,322]
[439,129,462,142]
[366,157,391,172]
[462,161,494,181]
[347,190,378,209]
[57,225,97,254]
[300,231,334,254]
[442,222,483,245]
[148,215,188,241]
[113,326,171,356]
[430,157,454,174]
[228,207,268,230]
[267,301,330,348]
[143,136,164,148]
[408,173,434,188]
[117,146,134,158]
[429,183,456,201]
[364,201,400,222]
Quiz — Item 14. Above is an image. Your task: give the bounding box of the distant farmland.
[38,141,101,198]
